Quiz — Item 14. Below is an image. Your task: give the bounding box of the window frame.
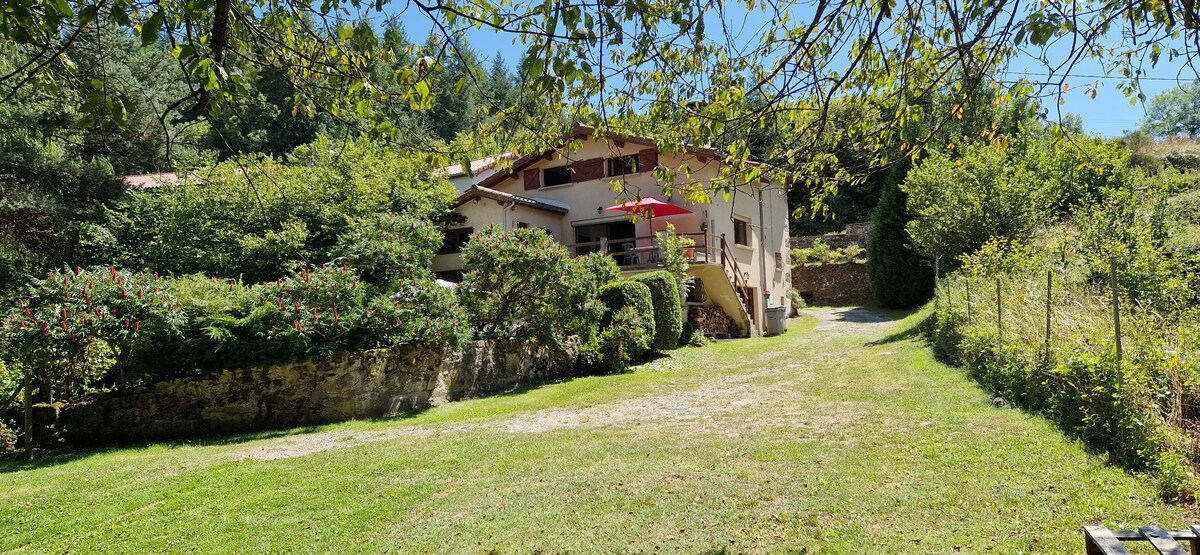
[542,166,573,187]
[607,155,639,177]
[438,227,474,255]
[733,218,751,246]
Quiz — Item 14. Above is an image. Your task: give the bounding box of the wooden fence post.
[1045,270,1053,358]
[965,278,972,324]
[934,256,940,309]
[996,276,1003,340]
[1110,255,1123,365]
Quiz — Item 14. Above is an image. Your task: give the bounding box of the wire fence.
[933,255,1200,433]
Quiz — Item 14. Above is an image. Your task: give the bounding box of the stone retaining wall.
[53,340,575,446]
[790,222,871,250]
[792,262,872,306]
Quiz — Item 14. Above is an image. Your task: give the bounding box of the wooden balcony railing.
[565,232,716,267]
[566,232,754,322]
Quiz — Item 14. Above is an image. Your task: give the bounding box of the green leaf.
[141,11,164,46]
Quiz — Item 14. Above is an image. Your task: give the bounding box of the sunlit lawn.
[1,309,1195,553]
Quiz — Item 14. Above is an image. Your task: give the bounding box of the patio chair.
[615,242,640,265]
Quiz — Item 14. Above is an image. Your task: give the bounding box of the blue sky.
[396,4,1199,139]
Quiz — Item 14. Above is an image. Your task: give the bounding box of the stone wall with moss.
[52,340,575,446]
[792,262,872,306]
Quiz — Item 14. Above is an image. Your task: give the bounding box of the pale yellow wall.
[440,136,793,334]
[431,196,569,273]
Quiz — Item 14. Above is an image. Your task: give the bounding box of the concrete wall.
[53,340,575,446]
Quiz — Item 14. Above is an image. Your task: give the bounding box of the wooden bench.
[1085,524,1200,554]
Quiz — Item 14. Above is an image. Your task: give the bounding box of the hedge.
[630,271,682,351]
[597,280,655,359]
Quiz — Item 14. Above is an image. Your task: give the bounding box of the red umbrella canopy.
[605,196,692,219]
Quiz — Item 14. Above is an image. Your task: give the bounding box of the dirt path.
[238,307,899,461]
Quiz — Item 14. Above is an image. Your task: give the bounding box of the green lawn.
[2,307,1196,553]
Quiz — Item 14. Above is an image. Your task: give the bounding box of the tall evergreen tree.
[866,160,934,308]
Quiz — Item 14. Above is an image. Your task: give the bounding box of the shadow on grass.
[865,309,932,347]
[0,423,340,473]
[0,345,693,473]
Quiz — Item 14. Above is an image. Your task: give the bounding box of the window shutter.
[523,168,540,190]
[572,158,604,182]
[637,149,658,172]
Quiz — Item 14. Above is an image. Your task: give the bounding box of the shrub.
[1075,184,1196,312]
[560,253,622,344]
[331,213,442,287]
[104,136,458,282]
[578,306,651,373]
[4,266,183,399]
[1023,134,1136,214]
[867,161,934,308]
[631,271,683,351]
[596,280,655,360]
[792,239,866,266]
[677,321,695,347]
[460,226,615,348]
[17,264,469,389]
[904,143,1050,262]
[459,226,571,342]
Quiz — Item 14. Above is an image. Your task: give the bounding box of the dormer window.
[607,155,639,176]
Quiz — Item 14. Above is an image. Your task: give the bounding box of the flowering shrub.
[460,226,593,345]
[4,266,182,399]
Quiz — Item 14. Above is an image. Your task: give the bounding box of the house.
[435,153,519,192]
[433,125,792,338]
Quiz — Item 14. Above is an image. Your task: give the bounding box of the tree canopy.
[1142,80,1200,138]
[1,1,1192,189]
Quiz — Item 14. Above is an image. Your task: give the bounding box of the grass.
[2,308,1196,553]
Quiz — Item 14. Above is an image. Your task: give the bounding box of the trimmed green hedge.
[597,280,655,359]
[630,271,682,351]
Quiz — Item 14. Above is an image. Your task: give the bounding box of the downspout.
[757,184,769,332]
[501,201,517,228]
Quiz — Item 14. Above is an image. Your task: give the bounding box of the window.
[543,166,572,187]
[607,155,639,176]
[438,227,473,254]
[516,222,530,228]
[733,219,751,246]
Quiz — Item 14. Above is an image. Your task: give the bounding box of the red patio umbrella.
[604,196,692,219]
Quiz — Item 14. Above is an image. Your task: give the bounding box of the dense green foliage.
[4,267,181,401]
[1024,134,1136,215]
[459,226,615,347]
[629,271,682,352]
[904,143,1048,262]
[3,264,468,400]
[580,280,656,372]
[867,162,933,308]
[332,213,443,288]
[1141,81,1200,139]
[929,159,1200,500]
[101,137,457,283]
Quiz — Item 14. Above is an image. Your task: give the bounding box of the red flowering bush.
[459,226,620,346]
[4,266,182,399]
[258,264,466,357]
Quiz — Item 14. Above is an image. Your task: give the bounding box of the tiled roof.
[436,153,519,178]
[453,185,571,215]
[118,173,185,189]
